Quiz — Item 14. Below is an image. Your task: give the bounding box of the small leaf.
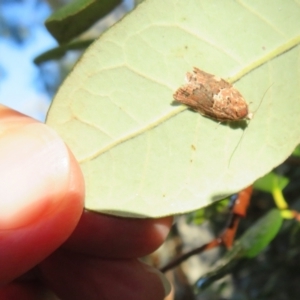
[46,0,122,44]
[254,172,289,194]
[239,209,282,258]
[34,40,94,65]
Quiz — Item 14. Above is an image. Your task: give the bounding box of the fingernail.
[143,263,171,297]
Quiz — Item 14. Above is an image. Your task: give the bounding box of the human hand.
[0,105,172,299]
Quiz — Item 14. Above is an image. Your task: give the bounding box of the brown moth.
[173,67,252,122]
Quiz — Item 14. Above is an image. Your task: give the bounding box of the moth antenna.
[228,83,273,167]
[214,121,221,129]
[252,83,274,116]
[228,126,246,167]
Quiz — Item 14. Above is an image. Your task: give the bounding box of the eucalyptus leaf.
[46,0,300,218]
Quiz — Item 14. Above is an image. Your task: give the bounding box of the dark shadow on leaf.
[171,100,249,129]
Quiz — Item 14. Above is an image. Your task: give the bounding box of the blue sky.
[0,0,133,122]
[0,0,56,121]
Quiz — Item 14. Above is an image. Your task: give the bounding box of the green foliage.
[34,39,94,65]
[187,198,229,225]
[45,0,122,44]
[240,209,282,258]
[194,209,282,291]
[254,172,289,194]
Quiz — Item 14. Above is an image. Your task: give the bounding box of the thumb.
[0,105,84,285]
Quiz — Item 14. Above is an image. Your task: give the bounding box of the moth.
[173,67,253,122]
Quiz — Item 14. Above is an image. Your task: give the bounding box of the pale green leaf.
[46,0,300,218]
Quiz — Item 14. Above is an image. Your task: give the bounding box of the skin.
[0,105,173,300]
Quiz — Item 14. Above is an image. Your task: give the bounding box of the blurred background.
[0,0,134,121]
